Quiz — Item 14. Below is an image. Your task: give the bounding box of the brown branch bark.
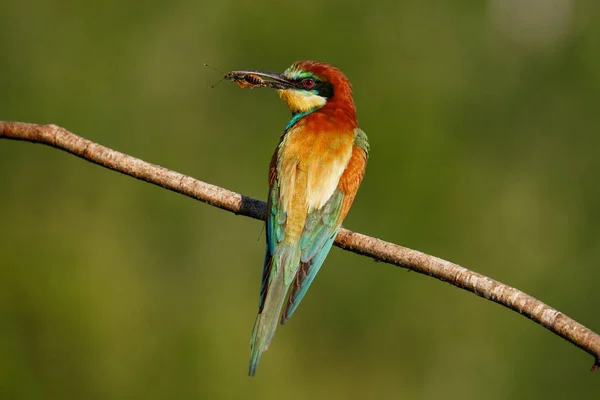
[2,120,599,371]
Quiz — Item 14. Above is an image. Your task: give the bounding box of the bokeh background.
[1,0,599,398]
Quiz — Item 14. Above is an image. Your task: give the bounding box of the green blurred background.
[1,0,599,398]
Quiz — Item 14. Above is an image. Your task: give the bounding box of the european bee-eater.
[232,61,369,376]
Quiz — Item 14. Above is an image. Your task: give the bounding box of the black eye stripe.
[292,78,334,99]
[316,81,334,98]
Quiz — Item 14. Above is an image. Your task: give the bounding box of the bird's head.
[239,61,357,120]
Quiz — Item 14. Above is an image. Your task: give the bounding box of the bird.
[233,61,369,376]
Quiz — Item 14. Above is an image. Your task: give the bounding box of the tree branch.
[2,120,598,371]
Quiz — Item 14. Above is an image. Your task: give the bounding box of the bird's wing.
[280,189,344,324]
[257,153,286,313]
[281,142,368,323]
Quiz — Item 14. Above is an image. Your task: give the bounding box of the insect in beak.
[224,70,292,90]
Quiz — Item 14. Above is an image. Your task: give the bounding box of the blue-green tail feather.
[249,243,300,376]
[249,261,285,376]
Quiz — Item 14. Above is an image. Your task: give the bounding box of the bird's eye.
[302,78,316,89]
